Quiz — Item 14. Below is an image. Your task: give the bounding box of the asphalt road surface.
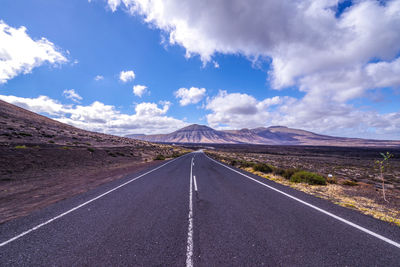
[1,151,400,266]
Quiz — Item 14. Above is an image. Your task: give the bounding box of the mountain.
[127,124,400,147]
[127,124,238,144]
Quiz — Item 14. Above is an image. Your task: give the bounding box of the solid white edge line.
[186,157,194,267]
[193,175,198,192]
[204,153,400,249]
[0,154,189,248]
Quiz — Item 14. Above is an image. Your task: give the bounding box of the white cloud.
[213,61,219,68]
[119,70,135,82]
[63,89,82,103]
[175,87,206,106]
[0,94,186,135]
[135,101,170,116]
[206,90,283,129]
[0,20,67,84]
[107,0,121,12]
[94,75,104,81]
[107,0,400,138]
[133,84,147,97]
[0,95,66,116]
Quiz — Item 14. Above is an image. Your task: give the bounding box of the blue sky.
[0,0,400,139]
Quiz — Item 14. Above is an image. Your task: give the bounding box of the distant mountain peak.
[178,124,215,131]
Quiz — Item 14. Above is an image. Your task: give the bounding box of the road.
[1,151,400,266]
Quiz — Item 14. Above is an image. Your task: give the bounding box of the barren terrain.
[0,100,190,223]
[198,144,400,225]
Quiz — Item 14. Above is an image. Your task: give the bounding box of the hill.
[0,100,188,223]
[127,124,400,147]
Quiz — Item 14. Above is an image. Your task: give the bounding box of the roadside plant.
[153,154,166,160]
[290,171,326,185]
[375,152,393,202]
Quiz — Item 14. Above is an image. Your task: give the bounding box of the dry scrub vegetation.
[205,148,400,227]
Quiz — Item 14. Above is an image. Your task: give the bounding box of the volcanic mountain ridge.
[127,124,400,147]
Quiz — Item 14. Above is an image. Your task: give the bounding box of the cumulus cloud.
[107,0,400,138]
[110,0,400,87]
[0,20,67,84]
[0,94,186,135]
[133,84,148,97]
[94,75,104,81]
[119,70,135,82]
[63,89,82,103]
[175,87,206,106]
[206,90,283,129]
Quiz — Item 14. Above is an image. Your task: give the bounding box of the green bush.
[87,147,95,153]
[154,154,166,160]
[14,145,27,149]
[253,163,273,173]
[282,168,301,180]
[272,167,286,176]
[290,171,326,185]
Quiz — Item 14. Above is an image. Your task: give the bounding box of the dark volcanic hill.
[127,124,400,147]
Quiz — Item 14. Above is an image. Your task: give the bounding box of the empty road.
[1,151,400,266]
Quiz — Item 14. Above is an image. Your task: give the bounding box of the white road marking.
[186,157,194,267]
[193,176,198,192]
[0,155,187,248]
[205,154,400,249]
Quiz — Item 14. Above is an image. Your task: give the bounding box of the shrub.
[154,154,166,160]
[290,171,326,185]
[61,146,71,150]
[272,167,285,176]
[240,161,255,168]
[282,168,301,180]
[14,145,27,149]
[172,152,182,158]
[253,163,273,173]
[48,140,55,143]
[326,175,337,184]
[230,160,237,166]
[342,180,358,186]
[87,148,95,153]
